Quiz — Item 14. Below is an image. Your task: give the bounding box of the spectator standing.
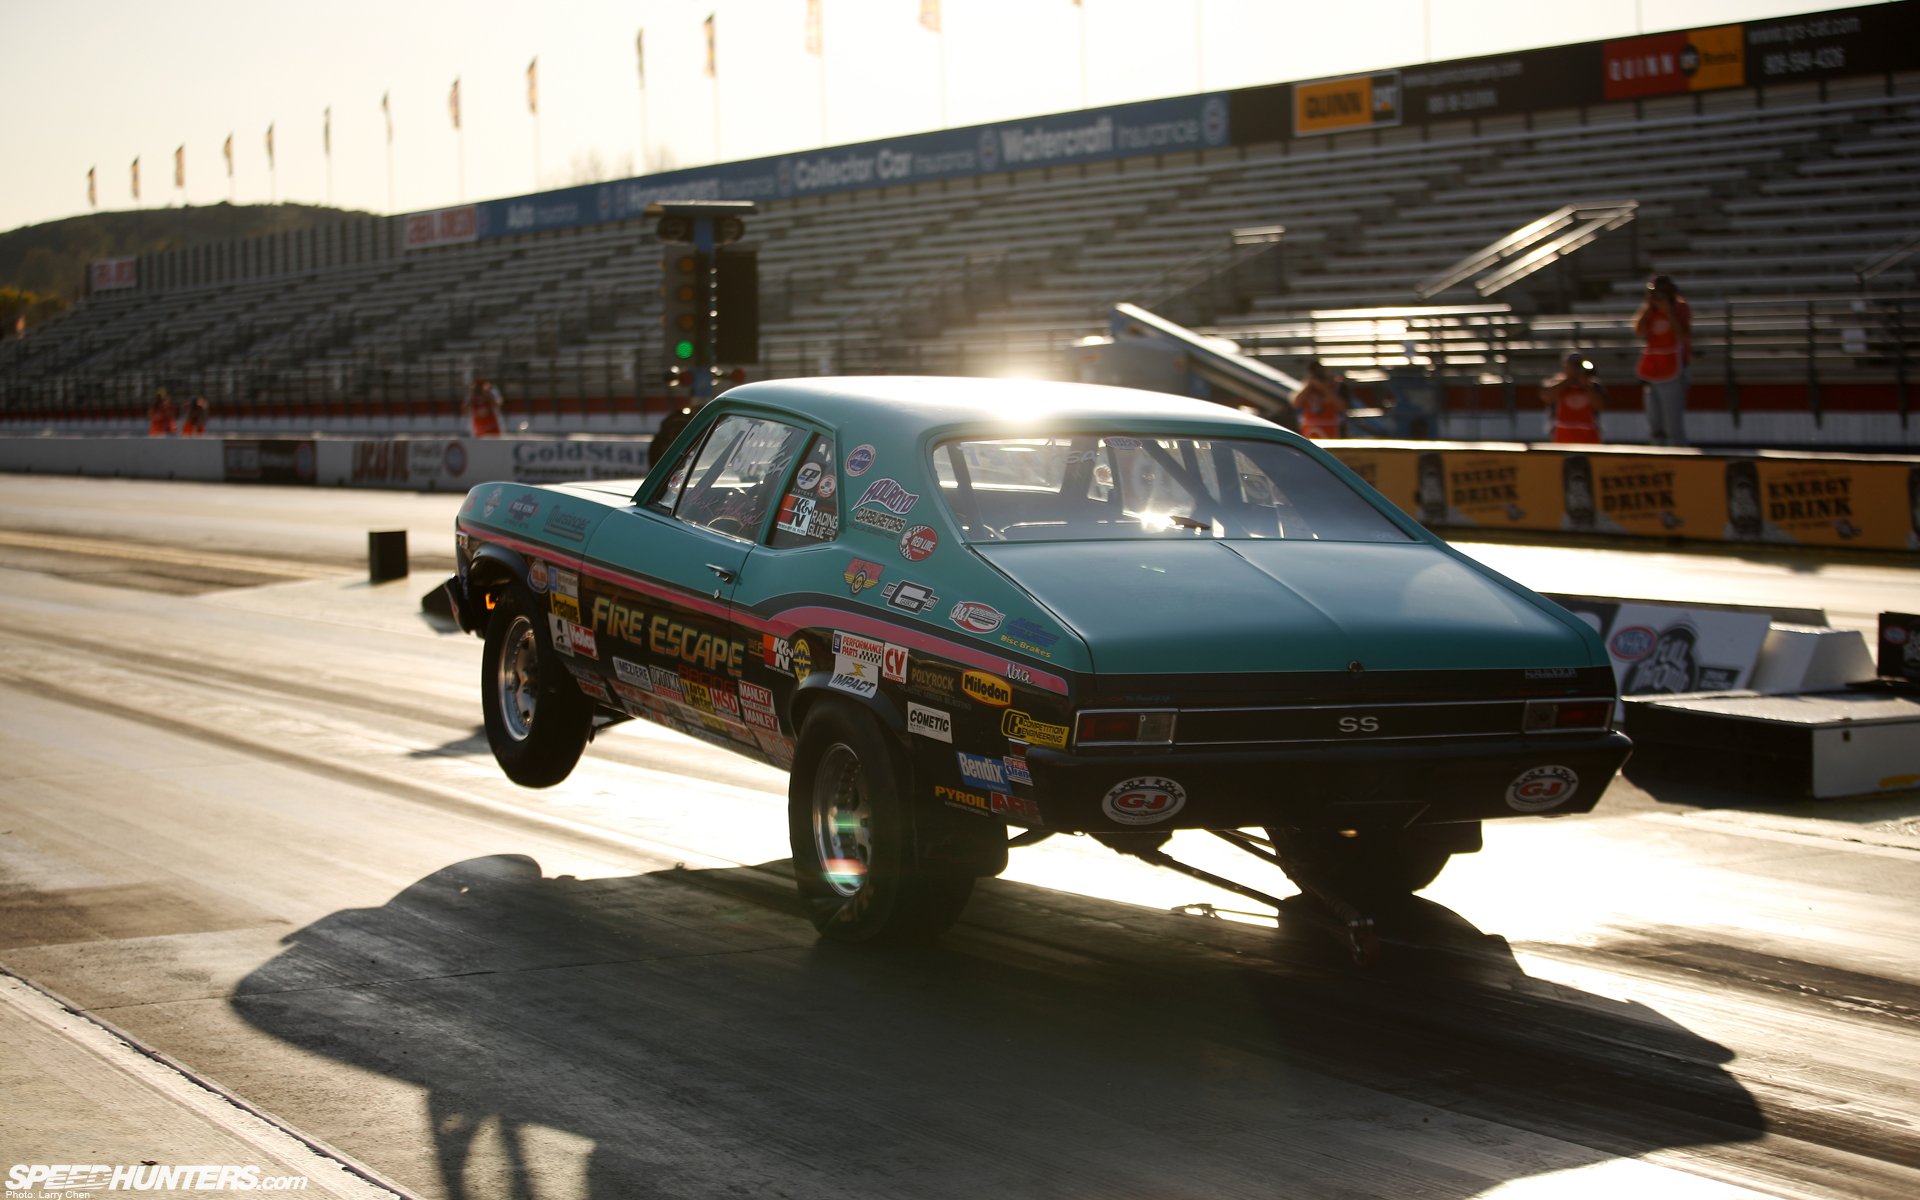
[146,388,176,436]
[179,393,210,436]
[1633,274,1692,445]
[464,377,504,438]
[1292,361,1346,440]
[1541,351,1606,444]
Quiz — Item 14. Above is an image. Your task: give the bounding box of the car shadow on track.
[231,855,1763,1199]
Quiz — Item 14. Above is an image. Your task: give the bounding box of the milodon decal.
[961,671,1012,707]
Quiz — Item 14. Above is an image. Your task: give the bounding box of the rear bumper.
[1025,731,1632,832]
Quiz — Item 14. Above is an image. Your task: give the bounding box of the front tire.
[788,701,974,942]
[481,586,593,788]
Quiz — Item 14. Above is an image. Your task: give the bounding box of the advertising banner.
[223,440,316,484]
[403,206,479,250]
[1405,449,1562,531]
[1555,600,1772,703]
[89,257,138,292]
[1329,447,1420,517]
[1602,25,1746,100]
[1558,452,1723,538]
[1292,71,1401,137]
[1724,457,1918,549]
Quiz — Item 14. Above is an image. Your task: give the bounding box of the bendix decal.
[1506,765,1579,812]
[1102,776,1187,826]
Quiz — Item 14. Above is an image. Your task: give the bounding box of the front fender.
[454,543,532,635]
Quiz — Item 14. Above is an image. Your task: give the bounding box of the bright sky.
[0,0,1865,235]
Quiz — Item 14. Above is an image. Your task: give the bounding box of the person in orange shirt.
[1541,351,1606,444]
[1633,274,1692,445]
[146,388,176,437]
[1292,361,1346,440]
[464,377,504,438]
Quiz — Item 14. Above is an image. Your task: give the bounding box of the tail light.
[1524,698,1613,733]
[1075,709,1177,747]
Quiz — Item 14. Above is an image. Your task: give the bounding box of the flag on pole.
[266,123,275,168]
[921,0,941,32]
[635,30,646,88]
[223,134,234,176]
[703,15,716,77]
[527,57,538,114]
[449,77,461,129]
[131,157,140,200]
[87,167,96,208]
[382,91,393,144]
[806,0,822,55]
[174,145,184,189]
[323,106,331,156]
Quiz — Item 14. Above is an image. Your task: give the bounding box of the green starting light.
[674,339,695,360]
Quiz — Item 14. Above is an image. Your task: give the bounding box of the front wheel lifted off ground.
[481,585,593,788]
[789,700,974,942]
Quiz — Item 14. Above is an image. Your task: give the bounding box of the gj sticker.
[1102,776,1186,826]
[1506,765,1579,812]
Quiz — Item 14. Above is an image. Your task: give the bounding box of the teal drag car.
[444,377,1629,955]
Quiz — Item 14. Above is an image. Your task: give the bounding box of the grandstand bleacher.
[3,40,1916,448]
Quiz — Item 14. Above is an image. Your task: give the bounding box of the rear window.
[931,434,1411,543]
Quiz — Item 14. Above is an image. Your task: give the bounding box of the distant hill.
[0,203,374,301]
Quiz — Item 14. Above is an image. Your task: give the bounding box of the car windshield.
[932,434,1412,543]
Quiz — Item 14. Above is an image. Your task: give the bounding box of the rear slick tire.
[481,587,593,788]
[789,701,974,943]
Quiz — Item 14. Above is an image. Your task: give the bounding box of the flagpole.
[636,30,650,174]
[528,57,540,189]
[383,92,395,213]
[324,107,333,206]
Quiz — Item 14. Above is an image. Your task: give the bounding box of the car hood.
[975,540,1598,675]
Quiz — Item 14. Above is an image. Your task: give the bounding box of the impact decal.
[829,654,879,698]
[899,525,938,561]
[882,579,939,615]
[1506,765,1579,812]
[1002,709,1068,749]
[961,670,1013,707]
[1102,776,1186,826]
[856,478,919,515]
[844,558,885,596]
[908,703,953,742]
[845,444,876,476]
[950,601,1004,634]
[955,751,1008,788]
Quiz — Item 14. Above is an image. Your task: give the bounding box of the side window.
[669,415,808,539]
[646,441,699,515]
[769,435,840,548]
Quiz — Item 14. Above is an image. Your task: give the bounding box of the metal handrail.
[1415,201,1638,299]
[1856,232,1920,286]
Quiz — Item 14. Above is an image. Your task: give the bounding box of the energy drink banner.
[1723,458,1919,549]
[1329,445,1920,553]
[1559,453,1724,538]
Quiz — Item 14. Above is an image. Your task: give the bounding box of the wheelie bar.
[1111,835,1382,966]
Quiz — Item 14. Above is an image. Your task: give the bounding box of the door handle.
[705,562,736,584]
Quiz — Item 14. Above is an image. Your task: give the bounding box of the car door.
[578,411,810,753]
